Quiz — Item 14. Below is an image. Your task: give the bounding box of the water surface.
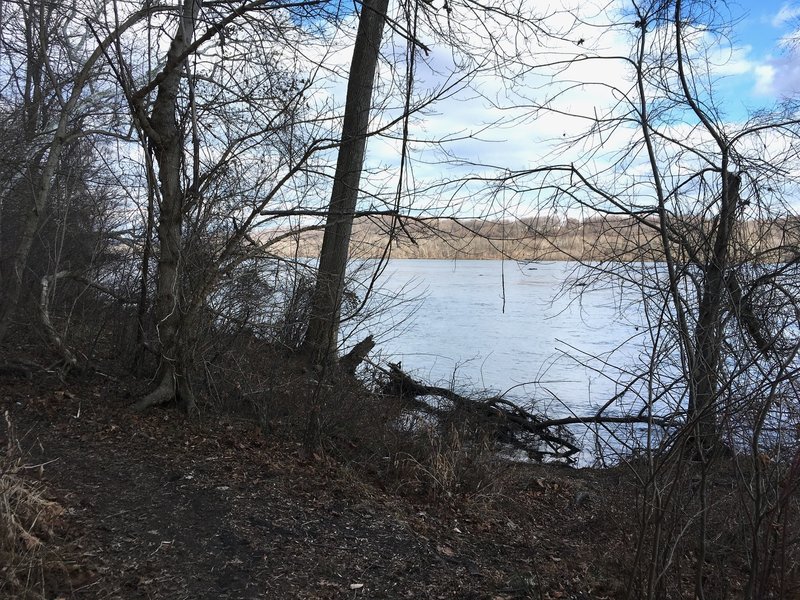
[351,259,645,420]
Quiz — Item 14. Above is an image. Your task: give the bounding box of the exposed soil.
[1,368,635,600]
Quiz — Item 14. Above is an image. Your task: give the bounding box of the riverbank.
[265,215,789,262]
[1,368,634,599]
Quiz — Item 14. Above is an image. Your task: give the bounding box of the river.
[347,259,646,424]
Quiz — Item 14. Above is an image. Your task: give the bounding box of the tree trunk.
[301,0,390,364]
[688,170,741,451]
[0,0,50,342]
[133,0,202,412]
[132,145,157,373]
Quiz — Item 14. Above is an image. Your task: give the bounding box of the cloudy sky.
[287,0,800,219]
[725,0,800,105]
[357,0,800,215]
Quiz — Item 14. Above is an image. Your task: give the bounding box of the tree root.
[132,372,175,412]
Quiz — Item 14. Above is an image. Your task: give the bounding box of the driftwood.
[381,362,581,460]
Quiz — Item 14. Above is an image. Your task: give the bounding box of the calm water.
[349,259,645,421]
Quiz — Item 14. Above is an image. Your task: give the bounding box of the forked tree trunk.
[301,0,390,365]
[133,0,202,412]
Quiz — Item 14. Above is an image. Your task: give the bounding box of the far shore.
[265,215,791,263]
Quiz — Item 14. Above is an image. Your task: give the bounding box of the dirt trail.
[2,374,627,599]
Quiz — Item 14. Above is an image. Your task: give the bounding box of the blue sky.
[350,0,800,214]
[723,0,800,110]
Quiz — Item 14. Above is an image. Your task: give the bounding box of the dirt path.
[3,374,628,599]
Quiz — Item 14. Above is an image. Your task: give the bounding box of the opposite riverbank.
[266,215,791,262]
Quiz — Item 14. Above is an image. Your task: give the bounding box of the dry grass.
[383,418,512,502]
[1,410,65,600]
[376,400,510,504]
[213,346,515,504]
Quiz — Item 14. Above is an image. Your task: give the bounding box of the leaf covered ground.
[2,368,638,600]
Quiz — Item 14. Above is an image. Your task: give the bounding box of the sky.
[350,0,800,219]
[724,0,800,108]
[188,0,800,219]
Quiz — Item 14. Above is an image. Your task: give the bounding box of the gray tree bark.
[133,0,203,412]
[688,170,740,449]
[301,0,390,364]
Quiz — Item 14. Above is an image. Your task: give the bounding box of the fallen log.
[380,362,581,460]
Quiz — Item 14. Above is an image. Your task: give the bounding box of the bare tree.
[127,0,204,410]
[475,0,800,596]
[300,0,574,365]
[301,0,391,364]
[111,0,341,410]
[0,0,163,347]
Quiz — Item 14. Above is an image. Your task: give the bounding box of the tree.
[118,0,336,410]
[300,0,568,364]
[483,0,800,595]
[128,0,204,411]
[0,0,161,347]
[301,0,391,364]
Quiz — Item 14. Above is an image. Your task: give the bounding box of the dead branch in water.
[380,362,581,460]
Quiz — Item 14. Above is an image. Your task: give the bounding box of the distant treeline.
[267,215,794,262]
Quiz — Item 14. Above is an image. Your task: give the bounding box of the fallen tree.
[378,362,685,462]
[379,362,582,460]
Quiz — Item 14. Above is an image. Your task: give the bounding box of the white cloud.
[757,53,800,97]
[285,0,799,219]
[754,63,777,95]
[712,44,754,76]
[772,3,800,28]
